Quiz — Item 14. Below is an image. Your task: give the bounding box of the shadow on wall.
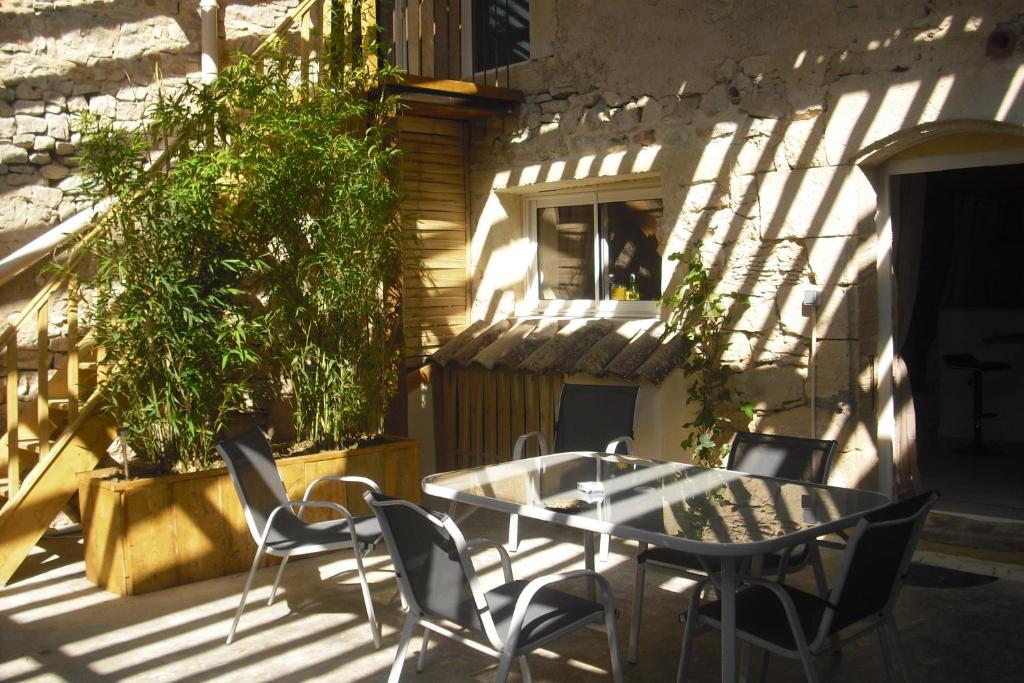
[463,4,1024,493]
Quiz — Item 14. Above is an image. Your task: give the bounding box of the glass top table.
[423,451,890,682]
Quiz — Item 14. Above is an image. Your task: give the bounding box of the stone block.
[67,95,88,113]
[0,88,14,102]
[56,176,81,195]
[13,99,44,115]
[0,118,15,138]
[33,135,55,151]
[26,185,63,208]
[780,116,828,170]
[812,339,854,399]
[757,166,866,240]
[731,364,806,411]
[71,83,101,96]
[0,101,13,118]
[6,173,38,186]
[45,113,70,140]
[29,152,51,165]
[54,141,75,155]
[0,144,28,164]
[15,83,39,100]
[13,134,34,148]
[40,164,68,180]
[15,115,47,135]
[87,95,117,117]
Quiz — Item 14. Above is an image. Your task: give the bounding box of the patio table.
[422,451,889,683]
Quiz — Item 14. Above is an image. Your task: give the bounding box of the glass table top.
[423,451,890,556]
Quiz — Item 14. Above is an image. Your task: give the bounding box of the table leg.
[583,530,596,600]
[720,556,737,683]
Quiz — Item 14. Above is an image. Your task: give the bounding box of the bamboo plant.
[72,36,404,472]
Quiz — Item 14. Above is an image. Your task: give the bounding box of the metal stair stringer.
[0,391,116,587]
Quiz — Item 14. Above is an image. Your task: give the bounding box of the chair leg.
[353,543,382,650]
[518,656,532,683]
[508,513,520,552]
[884,614,912,682]
[599,533,610,562]
[226,544,268,645]
[389,613,418,683]
[795,643,819,683]
[495,648,516,683]
[416,627,431,673]
[604,602,625,683]
[756,648,771,683]
[627,552,647,664]
[676,586,703,683]
[268,556,290,606]
[809,544,829,598]
[877,622,897,683]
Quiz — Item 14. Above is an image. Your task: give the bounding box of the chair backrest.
[217,427,291,542]
[365,491,487,634]
[553,384,639,453]
[726,431,837,484]
[824,491,939,636]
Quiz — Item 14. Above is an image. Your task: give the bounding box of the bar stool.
[944,353,1011,454]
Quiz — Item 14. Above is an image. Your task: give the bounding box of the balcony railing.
[382,0,527,89]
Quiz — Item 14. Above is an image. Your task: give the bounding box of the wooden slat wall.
[397,116,470,366]
[435,368,564,472]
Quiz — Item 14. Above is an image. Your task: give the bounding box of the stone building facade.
[3,1,1024,493]
[459,0,1024,491]
[0,0,299,307]
[0,0,299,409]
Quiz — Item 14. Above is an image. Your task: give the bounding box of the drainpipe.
[199,0,220,83]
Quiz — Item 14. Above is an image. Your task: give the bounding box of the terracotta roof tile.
[429,317,687,384]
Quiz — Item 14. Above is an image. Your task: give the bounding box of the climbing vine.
[663,245,753,467]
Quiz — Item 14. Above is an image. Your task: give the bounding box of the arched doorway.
[861,122,1024,519]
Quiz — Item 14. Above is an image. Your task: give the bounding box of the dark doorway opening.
[897,163,1024,521]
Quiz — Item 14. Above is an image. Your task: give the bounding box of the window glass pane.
[473,0,530,72]
[601,199,663,301]
[538,205,595,300]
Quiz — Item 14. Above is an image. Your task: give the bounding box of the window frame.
[519,184,664,319]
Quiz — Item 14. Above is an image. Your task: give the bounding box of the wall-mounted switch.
[803,288,820,307]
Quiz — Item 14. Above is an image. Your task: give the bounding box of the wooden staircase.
[0,286,117,586]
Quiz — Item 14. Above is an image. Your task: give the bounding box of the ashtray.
[543,497,596,513]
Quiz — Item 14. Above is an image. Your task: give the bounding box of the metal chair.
[508,383,639,556]
[366,491,624,683]
[628,431,838,663]
[218,427,384,647]
[676,491,940,683]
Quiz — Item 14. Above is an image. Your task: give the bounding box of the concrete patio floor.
[2,497,1023,682]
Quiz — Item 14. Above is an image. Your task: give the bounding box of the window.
[472,0,530,72]
[527,187,663,313]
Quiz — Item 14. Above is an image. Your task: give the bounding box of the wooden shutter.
[397,116,470,366]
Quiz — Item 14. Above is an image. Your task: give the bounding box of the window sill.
[515,299,660,319]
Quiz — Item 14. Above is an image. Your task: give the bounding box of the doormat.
[903,562,999,588]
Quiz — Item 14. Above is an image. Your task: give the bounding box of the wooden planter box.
[77,437,421,595]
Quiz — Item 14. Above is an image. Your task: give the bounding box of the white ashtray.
[577,481,605,496]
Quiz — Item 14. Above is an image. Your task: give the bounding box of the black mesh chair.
[676,491,939,683]
[366,491,624,683]
[508,383,639,554]
[218,427,384,646]
[628,431,838,663]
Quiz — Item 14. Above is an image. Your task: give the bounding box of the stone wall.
[465,0,1024,488]
[0,0,299,406]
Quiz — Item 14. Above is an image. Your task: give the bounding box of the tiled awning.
[428,317,690,384]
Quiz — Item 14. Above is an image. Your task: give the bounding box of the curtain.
[892,175,925,498]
